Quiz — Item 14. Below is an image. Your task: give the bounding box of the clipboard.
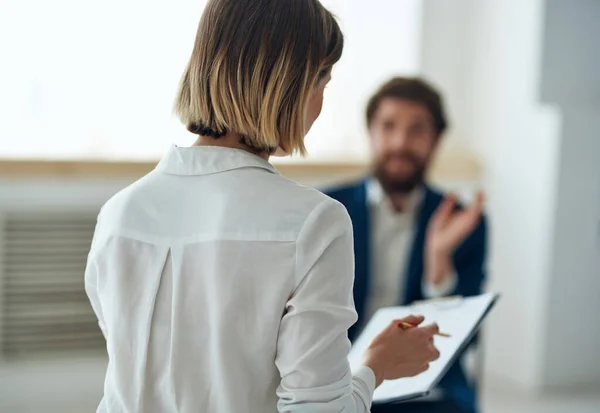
[348,292,499,404]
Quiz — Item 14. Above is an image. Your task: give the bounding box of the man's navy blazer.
[325,179,487,412]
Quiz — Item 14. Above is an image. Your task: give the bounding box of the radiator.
[0,212,105,359]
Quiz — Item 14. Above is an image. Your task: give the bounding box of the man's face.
[369,98,440,194]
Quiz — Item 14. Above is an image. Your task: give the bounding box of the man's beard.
[373,154,427,195]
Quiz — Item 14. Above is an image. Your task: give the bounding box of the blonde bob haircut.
[175,0,344,155]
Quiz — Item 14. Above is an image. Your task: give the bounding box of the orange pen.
[398,321,452,338]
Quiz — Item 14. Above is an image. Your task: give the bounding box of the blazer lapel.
[347,181,370,339]
[402,186,440,304]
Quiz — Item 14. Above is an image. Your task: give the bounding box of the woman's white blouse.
[85,146,376,413]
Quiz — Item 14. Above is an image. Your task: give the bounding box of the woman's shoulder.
[266,174,352,232]
[270,173,345,206]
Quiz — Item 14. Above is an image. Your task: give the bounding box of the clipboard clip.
[410,295,464,310]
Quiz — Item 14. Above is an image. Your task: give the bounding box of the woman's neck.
[192,133,271,161]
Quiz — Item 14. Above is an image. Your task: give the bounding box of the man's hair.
[174,0,344,155]
[365,77,448,135]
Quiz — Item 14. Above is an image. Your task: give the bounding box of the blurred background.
[0,0,599,412]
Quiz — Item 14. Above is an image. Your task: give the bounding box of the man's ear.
[432,133,444,151]
[426,134,444,168]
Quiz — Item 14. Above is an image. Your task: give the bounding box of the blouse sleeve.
[275,199,376,412]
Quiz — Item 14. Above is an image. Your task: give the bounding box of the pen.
[398,321,452,338]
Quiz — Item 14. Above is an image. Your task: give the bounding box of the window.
[0,0,421,161]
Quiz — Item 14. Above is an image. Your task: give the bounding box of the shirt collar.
[367,179,424,215]
[156,145,279,176]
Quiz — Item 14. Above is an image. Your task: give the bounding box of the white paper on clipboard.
[348,292,498,404]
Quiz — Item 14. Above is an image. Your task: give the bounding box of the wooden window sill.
[0,153,481,182]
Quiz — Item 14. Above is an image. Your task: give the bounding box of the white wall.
[543,107,600,388]
[419,0,473,151]
[421,0,558,390]
[466,0,560,391]
[314,0,423,158]
[0,0,423,162]
[539,0,600,389]
[420,0,600,392]
[540,0,600,105]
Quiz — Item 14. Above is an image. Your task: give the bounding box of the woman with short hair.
[85,1,439,411]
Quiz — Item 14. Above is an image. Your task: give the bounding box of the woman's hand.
[362,315,440,387]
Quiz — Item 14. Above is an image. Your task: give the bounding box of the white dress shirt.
[365,180,457,320]
[85,145,375,413]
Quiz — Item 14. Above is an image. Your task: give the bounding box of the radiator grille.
[0,213,105,357]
